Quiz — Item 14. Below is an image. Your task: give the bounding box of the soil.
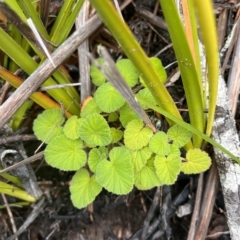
[0,0,238,239]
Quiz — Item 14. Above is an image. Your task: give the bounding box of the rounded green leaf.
[88,147,108,173]
[131,146,152,173]
[96,147,134,194]
[149,132,171,156]
[80,98,101,118]
[124,119,153,150]
[108,112,119,122]
[119,104,140,128]
[110,128,123,143]
[78,113,112,147]
[135,157,163,190]
[90,58,106,86]
[167,125,192,147]
[33,108,64,144]
[63,116,82,140]
[70,169,102,209]
[116,59,139,87]
[44,135,87,171]
[136,88,157,110]
[181,149,211,174]
[154,154,181,185]
[94,82,125,113]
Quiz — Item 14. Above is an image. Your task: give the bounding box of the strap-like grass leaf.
[88,147,108,173]
[119,104,140,128]
[135,88,157,110]
[154,154,181,185]
[78,113,112,147]
[33,108,64,144]
[181,149,211,174]
[149,132,171,156]
[140,57,167,86]
[110,128,123,143]
[63,116,82,140]
[80,98,102,118]
[167,125,192,147]
[131,146,152,173]
[116,59,139,87]
[96,147,134,194]
[124,119,153,150]
[135,157,163,190]
[94,82,125,113]
[90,58,106,86]
[149,57,167,82]
[44,135,87,171]
[70,169,102,209]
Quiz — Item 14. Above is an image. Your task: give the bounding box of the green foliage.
[80,98,102,118]
[44,135,87,171]
[94,82,125,113]
[70,169,102,209]
[135,157,162,190]
[140,57,167,87]
[33,108,64,144]
[78,113,112,147]
[119,104,140,127]
[181,149,211,174]
[116,59,139,87]
[154,154,181,185]
[90,58,106,86]
[63,116,82,140]
[124,119,153,150]
[33,55,212,209]
[96,147,134,194]
[88,147,108,173]
[136,88,157,110]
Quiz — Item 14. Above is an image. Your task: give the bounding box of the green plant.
[33,58,211,209]
[0,0,83,205]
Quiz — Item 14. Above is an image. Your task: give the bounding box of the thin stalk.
[159,0,204,147]
[193,0,219,137]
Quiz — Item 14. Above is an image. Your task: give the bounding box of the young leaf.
[94,82,125,113]
[70,169,102,209]
[63,116,82,140]
[154,153,181,185]
[110,128,123,143]
[88,147,108,173]
[135,88,157,110]
[181,149,211,174]
[131,146,152,173]
[167,125,192,147]
[33,108,64,144]
[135,157,163,190]
[90,58,106,86]
[149,132,171,156]
[78,113,112,147]
[119,104,141,128]
[44,135,87,171]
[140,57,167,86]
[80,98,102,118]
[124,119,153,150]
[116,58,139,87]
[96,147,134,194]
[170,143,181,156]
[108,112,119,122]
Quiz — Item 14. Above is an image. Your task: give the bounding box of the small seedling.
[33,57,211,209]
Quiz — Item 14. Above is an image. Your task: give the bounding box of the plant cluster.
[33,58,211,209]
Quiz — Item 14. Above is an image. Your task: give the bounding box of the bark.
[212,76,240,240]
